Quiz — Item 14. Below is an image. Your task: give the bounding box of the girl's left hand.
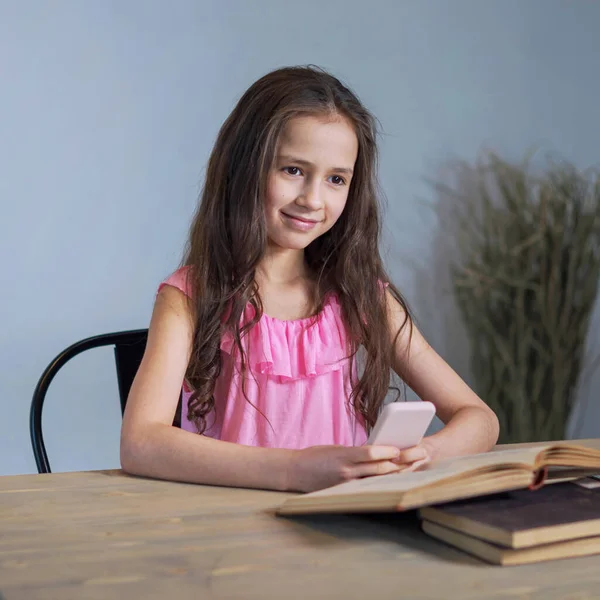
[389,443,431,472]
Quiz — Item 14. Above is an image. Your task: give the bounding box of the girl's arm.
[120,286,401,492]
[385,290,500,463]
[120,286,291,490]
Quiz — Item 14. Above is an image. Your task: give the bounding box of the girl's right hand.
[286,445,404,493]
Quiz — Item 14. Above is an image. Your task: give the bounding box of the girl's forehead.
[277,115,358,168]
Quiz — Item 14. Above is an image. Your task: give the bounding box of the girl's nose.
[296,182,324,211]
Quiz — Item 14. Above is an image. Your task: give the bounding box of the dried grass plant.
[434,151,600,443]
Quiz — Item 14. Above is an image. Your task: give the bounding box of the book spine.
[529,467,547,490]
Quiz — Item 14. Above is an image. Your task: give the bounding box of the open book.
[277,439,600,516]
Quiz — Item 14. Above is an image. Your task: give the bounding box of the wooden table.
[1,470,598,600]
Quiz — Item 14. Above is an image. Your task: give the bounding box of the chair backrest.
[30,329,182,473]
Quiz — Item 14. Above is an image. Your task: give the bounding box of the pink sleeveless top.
[158,268,368,449]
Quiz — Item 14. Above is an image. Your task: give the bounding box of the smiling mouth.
[281,212,319,224]
[280,212,322,232]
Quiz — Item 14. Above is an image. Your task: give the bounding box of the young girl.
[120,66,499,493]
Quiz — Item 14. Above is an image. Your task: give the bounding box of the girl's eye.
[329,175,346,186]
[284,166,302,176]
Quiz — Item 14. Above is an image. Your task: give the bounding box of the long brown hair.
[182,65,413,433]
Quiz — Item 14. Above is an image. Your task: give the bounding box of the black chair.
[29,329,182,473]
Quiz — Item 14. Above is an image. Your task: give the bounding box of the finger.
[355,445,401,463]
[397,457,431,472]
[352,460,402,479]
[393,446,429,465]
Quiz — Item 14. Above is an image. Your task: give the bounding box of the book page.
[492,439,600,453]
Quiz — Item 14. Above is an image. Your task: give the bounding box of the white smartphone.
[366,401,436,449]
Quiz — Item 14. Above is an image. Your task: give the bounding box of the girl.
[120,66,499,493]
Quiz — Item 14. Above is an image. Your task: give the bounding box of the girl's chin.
[266,233,313,252]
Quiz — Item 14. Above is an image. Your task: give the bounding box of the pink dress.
[158,268,368,449]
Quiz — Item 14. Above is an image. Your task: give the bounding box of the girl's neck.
[256,246,310,285]
[255,246,317,321]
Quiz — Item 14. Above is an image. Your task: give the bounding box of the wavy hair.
[182,65,413,433]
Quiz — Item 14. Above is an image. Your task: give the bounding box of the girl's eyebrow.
[277,155,354,175]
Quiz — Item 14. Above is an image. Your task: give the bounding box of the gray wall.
[2,0,599,475]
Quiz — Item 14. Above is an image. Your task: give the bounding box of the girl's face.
[264,115,358,251]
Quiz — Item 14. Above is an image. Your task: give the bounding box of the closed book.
[419,479,600,548]
[421,519,600,566]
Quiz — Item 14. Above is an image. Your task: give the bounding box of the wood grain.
[1,469,599,599]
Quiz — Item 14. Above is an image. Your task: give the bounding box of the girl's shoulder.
[158,266,193,298]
